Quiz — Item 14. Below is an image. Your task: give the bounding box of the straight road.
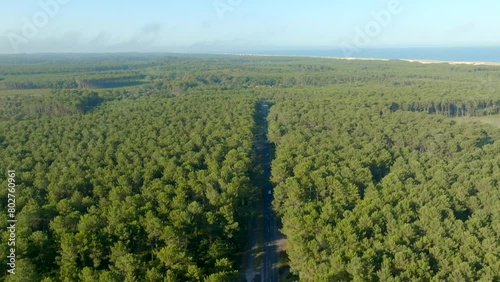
[242,99,279,282]
[260,100,279,282]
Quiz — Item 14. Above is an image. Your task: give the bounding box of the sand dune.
[399,59,500,66]
[235,53,500,67]
[327,56,500,66]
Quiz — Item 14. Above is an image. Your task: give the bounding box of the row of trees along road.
[268,89,500,281]
[0,93,259,281]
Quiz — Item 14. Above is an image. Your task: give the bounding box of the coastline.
[233,53,500,67]
[397,58,500,66]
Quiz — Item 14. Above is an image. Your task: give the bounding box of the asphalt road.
[242,100,279,282]
[260,100,279,282]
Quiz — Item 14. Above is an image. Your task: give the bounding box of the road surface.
[242,100,279,282]
[260,100,279,282]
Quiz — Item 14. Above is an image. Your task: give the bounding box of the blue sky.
[1,0,499,53]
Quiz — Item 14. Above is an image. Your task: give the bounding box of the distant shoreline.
[397,58,500,66]
[233,53,500,67]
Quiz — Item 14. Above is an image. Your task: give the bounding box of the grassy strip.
[0,88,53,97]
[454,115,500,128]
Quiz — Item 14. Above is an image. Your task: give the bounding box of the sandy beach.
[398,59,500,66]
[319,56,500,67]
[235,53,500,67]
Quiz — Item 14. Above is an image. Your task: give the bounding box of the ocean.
[243,47,500,63]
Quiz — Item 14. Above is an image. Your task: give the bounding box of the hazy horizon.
[1,1,500,55]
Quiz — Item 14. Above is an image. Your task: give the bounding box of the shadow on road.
[241,99,280,282]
